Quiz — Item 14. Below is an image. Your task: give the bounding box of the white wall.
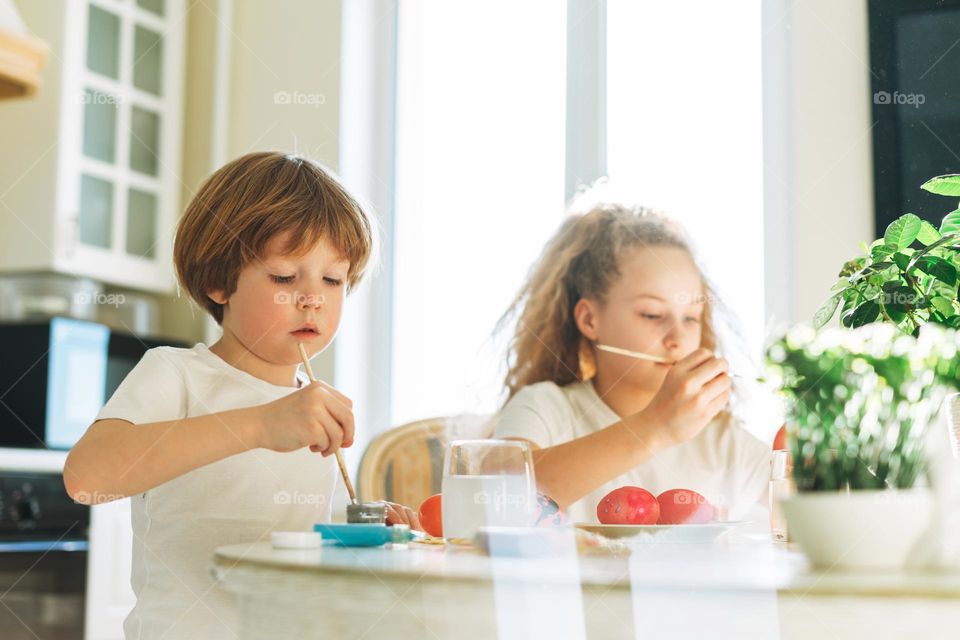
[161,0,344,376]
[775,0,876,325]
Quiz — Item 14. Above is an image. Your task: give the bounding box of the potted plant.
[814,174,960,334]
[766,323,959,569]
[767,174,960,569]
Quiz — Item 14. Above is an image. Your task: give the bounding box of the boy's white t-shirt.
[494,380,771,523]
[95,343,339,640]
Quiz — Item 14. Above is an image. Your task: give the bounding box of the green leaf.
[930,296,956,318]
[813,293,842,329]
[850,299,880,327]
[840,257,868,278]
[914,255,958,286]
[941,210,960,236]
[871,243,896,261]
[884,214,922,249]
[929,279,958,300]
[882,302,908,323]
[893,252,913,271]
[840,309,854,328]
[830,279,849,293]
[881,283,919,307]
[922,174,960,196]
[917,220,941,245]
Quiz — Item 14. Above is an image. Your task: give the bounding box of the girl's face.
[576,246,705,392]
[211,231,349,371]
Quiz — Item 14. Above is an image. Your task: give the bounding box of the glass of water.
[441,439,537,543]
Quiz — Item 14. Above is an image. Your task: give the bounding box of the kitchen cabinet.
[0,0,185,292]
[85,497,135,640]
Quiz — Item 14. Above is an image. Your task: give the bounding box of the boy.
[65,152,419,639]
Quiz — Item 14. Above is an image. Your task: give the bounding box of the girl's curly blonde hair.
[497,201,725,402]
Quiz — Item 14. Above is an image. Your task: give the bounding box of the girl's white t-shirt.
[95,343,339,640]
[493,380,771,523]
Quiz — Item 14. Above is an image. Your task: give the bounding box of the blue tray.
[314,523,397,547]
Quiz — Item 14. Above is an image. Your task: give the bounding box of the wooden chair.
[357,414,494,508]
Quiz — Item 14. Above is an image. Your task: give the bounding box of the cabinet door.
[65,0,184,291]
[85,498,135,640]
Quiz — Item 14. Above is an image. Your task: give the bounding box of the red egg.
[596,486,659,525]
[656,488,715,524]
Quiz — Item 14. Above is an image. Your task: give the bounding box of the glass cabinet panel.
[129,107,160,176]
[137,0,165,17]
[126,188,157,259]
[82,89,117,163]
[133,26,164,96]
[79,174,114,249]
[86,5,120,79]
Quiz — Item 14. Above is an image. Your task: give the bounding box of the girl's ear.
[573,298,600,341]
[207,289,228,305]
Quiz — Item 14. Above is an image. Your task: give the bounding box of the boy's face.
[211,231,350,366]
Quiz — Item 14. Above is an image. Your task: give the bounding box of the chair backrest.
[357,414,494,508]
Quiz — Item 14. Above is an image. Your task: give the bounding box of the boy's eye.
[324,277,344,286]
[685,317,701,324]
[271,274,296,284]
[640,313,662,320]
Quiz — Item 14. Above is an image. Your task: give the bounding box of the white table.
[212,534,960,640]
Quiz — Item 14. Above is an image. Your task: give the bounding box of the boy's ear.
[207,289,228,305]
[573,298,599,341]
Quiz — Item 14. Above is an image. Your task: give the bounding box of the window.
[391,0,567,424]
[341,1,770,433]
[606,0,766,359]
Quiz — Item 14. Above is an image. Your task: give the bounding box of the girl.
[64,152,420,639]
[494,200,770,523]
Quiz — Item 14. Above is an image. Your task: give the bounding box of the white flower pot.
[780,489,934,570]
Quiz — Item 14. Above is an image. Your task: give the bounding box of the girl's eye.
[640,313,662,320]
[685,317,701,324]
[324,277,344,286]
[271,274,296,284]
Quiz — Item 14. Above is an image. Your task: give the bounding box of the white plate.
[575,521,746,544]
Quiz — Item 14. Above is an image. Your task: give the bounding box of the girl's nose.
[662,321,683,349]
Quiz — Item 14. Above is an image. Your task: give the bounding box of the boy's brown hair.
[174,151,375,324]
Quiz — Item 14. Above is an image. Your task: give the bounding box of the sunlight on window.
[607,0,766,359]
[392,1,567,424]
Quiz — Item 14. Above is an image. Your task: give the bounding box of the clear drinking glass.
[441,439,537,543]
[770,449,795,542]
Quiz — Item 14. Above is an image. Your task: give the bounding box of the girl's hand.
[633,348,731,448]
[384,502,423,531]
[252,380,355,456]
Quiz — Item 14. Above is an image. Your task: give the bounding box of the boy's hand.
[632,348,731,448]
[253,380,355,456]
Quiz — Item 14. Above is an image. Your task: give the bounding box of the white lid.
[271,531,321,549]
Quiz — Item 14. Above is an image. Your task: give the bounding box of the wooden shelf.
[0,27,48,99]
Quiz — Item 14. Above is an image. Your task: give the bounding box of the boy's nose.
[296,291,324,309]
